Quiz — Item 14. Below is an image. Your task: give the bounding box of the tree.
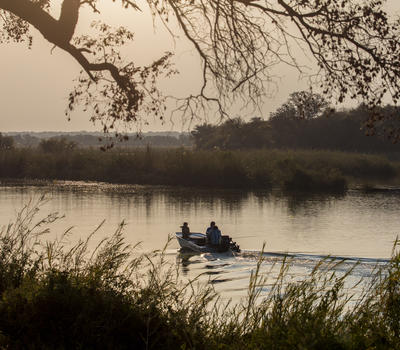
[2,1,400,137]
[271,91,330,121]
[191,124,217,150]
[269,90,330,149]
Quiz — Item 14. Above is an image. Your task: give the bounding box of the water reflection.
[277,191,346,216]
[176,252,200,276]
[164,187,250,214]
[4,177,392,304]
[1,183,399,258]
[0,182,398,262]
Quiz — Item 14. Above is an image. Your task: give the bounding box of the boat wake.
[238,249,390,265]
[175,248,390,301]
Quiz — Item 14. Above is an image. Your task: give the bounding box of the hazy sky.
[1,1,400,132]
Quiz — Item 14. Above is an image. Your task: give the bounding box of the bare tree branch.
[1,0,400,139]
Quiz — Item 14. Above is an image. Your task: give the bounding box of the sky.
[1,1,400,133]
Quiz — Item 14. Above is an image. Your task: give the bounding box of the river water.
[0,182,398,302]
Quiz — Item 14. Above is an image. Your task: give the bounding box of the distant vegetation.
[38,137,78,153]
[1,147,399,192]
[3,96,400,192]
[0,133,14,150]
[6,132,192,149]
[4,95,400,154]
[0,199,399,349]
[192,100,400,154]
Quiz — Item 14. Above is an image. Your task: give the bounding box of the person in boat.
[210,225,222,246]
[206,221,216,243]
[181,222,190,239]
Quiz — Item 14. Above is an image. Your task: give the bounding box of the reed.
[0,198,399,349]
[0,147,399,192]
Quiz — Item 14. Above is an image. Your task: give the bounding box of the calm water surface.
[0,182,398,301]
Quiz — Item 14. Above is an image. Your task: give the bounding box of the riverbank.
[0,199,399,349]
[1,148,399,192]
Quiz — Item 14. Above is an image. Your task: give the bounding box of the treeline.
[4,93,400,154]
[0,147,398,192]
[0,200,399,349]
[1,132,192,149]
[192,98,400,154]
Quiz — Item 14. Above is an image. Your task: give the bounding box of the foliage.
[283,168,347,193]
[0,197,216,349]
[9,132,192,149]
[191,118,273,150]
[70,22,176,135]
[0,133,14,150]
[270,91,330,121]
[2,1,400,134]
[192,104,400,153]
[1,147,400,192]
[0,198,399,349]
[38,137,77,153]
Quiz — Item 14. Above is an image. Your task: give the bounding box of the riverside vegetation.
[0,197,399,349]
[0,146,399,192]
[3,99,400,192]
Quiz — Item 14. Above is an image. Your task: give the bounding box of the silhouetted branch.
[1,0,400,139]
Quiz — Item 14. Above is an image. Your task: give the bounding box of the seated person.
[181,222,190,239]
[210,225,222,245]
[206,221,216,243]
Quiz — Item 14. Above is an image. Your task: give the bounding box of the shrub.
[0,199,399,349]
[39,137,77,153]
[284,167,347,193]
[0,147,399,192]
[0,133,14,150]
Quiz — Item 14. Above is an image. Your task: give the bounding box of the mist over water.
[0,182,397,301]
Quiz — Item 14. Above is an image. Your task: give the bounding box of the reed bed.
[0,197,399,349]
[1,148,399,192]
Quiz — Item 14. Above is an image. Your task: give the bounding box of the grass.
[0,197,399,349]
[1,147,400,192]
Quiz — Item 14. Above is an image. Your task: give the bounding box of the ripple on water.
[175,248,389,302]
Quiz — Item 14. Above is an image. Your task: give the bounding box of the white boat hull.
[176,236,207,252]
[175,232,208,252]
[175,232,238,254]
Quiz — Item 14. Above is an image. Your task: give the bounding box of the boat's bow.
[175,232,207,252]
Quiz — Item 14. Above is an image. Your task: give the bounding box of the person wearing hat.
[181,222,190,239]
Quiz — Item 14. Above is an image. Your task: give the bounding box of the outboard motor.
[229,239,240,253]
[219,235,231,252]
[221,235,240,253]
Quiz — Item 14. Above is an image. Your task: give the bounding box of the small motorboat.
[175,232,240,253]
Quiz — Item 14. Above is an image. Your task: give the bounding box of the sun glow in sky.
[1,1,400,132]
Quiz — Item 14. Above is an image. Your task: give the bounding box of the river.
[0,182,398,302]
